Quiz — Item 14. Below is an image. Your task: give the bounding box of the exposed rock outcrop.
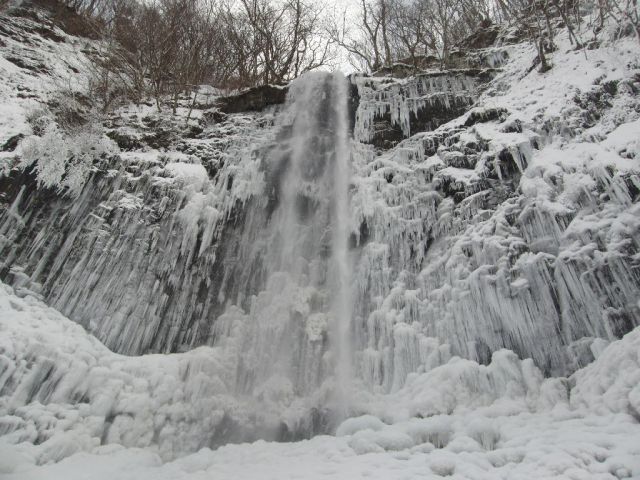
[215,84,288,113]
[353,68,502,150]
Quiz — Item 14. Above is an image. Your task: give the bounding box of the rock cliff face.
[349,83,640,384]
[1,4,640,454]
[0,110,270,355]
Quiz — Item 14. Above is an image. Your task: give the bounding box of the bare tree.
[327,0,394,71]
[387,0,438,69]
[609,0,640,41]
[329,0,496,72]
[235,0,333,85]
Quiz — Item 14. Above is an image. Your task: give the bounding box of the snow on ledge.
[164,162,209,190]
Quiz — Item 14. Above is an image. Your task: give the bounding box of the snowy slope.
[0,5,93,146]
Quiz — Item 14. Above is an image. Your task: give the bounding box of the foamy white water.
[329,73,354,417]
[224,72,354,423]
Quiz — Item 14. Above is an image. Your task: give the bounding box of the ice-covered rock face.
[1,10,640,455]
[352,69,500,149]
[0,130,254,355]
[346,41,640,383]
[0,71,356,422]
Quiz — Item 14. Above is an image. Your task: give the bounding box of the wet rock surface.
[216,84,289,114]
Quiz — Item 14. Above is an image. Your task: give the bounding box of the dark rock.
[459,23,501,50]
[601,80,618,96]
[447,50,471,69]
[501,118,523,133]
[421,135,443,157]
[184,124,204,138]
[5,56,48,74]
[376,55,441,75]
[464,107,508,127]
[623,174,640,199]
[573,83,617,129]
[442,151,477,169]
[347,78,360,132]
[433,174,467,201]
[106,130,142,151]
[494,148,526,179]
[1,134,24,152]
[373,63,419,79]
[216,84,288,114]
[363,70,500,150]
[12,0,101,40]
[142,129,175,150]
[141,116,160,128]
[371,117,405,150]
[202,109,228,124]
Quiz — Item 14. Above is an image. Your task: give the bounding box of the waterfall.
[4,18,640,468]
[330,74,353,416]
[231,72,354,417]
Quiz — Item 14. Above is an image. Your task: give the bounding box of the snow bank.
[570,327,640,417]
[0,281,239,464]
[1,282,640,479]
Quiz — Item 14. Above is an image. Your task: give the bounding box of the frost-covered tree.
[19,116,117,196]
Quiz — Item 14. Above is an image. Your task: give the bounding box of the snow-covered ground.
[1,281,639,478]
[0,7,92,145]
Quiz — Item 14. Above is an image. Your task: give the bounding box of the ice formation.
[1,281,639,477]
[0,5,640,478]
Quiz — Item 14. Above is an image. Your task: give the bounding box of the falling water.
[329,74,353,417]
[231,72,354,418]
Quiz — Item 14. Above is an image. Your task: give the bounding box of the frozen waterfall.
[3,8,640,475]
[2,30,640,454]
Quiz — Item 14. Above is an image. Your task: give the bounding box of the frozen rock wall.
[1,6,640,453]
[352,68,500,149]
[346,37,640,385]
[0,115,265,355]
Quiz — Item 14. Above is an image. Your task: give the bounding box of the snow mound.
[336,414,386,436]
[0,282,640,478]
[570,328,640,418]
[0,282,238,464]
